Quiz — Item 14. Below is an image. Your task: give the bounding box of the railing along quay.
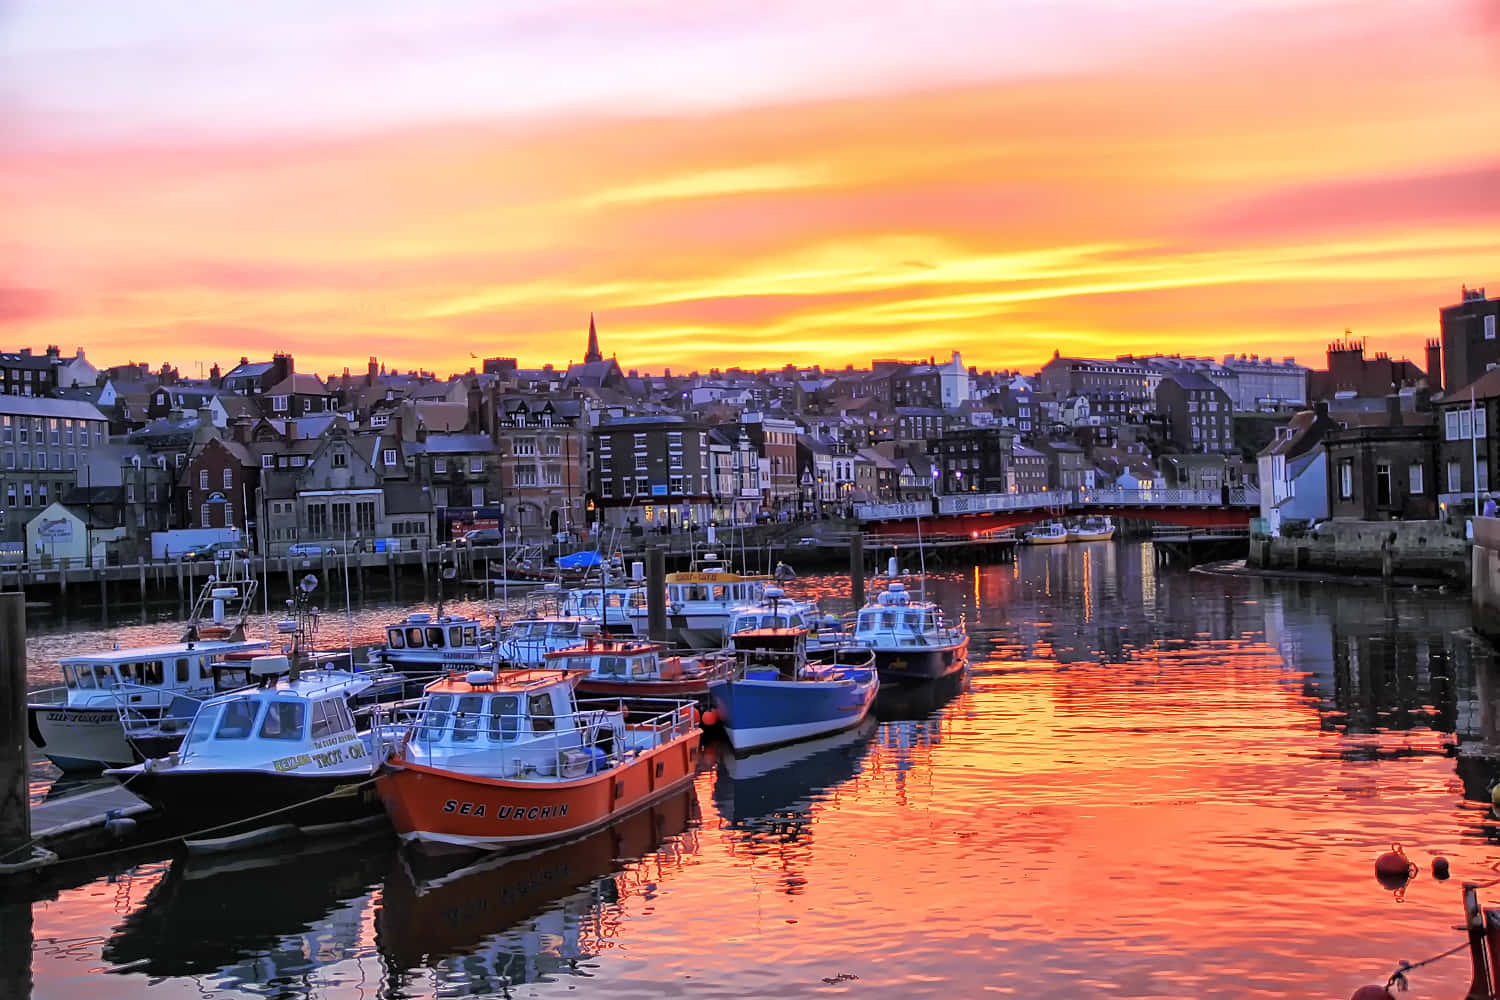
[857,487,1261,522]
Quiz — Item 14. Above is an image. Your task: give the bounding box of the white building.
[938,352,971,409]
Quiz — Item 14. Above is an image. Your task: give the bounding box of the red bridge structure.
[857,487,1259,539]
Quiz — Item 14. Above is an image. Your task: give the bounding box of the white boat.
[1024,522,1069,545]
[108,656,410,838]
[496,615,596,667]
[623,554,773,648]
[558,585,646,636]
[28,570,272,772]
[722,586,847,656]
[369,610,498,678]
[848,582,969,684]
[1068,517,1115,542]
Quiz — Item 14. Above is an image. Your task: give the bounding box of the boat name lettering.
[311,748,344,768]
[44,711,110,724]
[273,753,312,772]
[440,800,570,821]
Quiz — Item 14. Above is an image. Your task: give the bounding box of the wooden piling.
[420,539,430,600]
[0,592,30,861]
[647,546,667,642]
[1465,884,1491,999]
[850,533,865,609]
[1484,907,1500,997]
[0,897,31,999]
[387,551,397,598]
[137,560,147,603]
[99,572,107,618]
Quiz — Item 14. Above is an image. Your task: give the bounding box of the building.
[1433,367,1500,512]
[1256,402,1341,536]
[1010,443,1048,493]
[1220,355,1310,411]
[1440,286,1500,394]
[1155,372,1234,453]
[1324,415,1437,521]
[1037,440,1090,490]
[1308,337,1429,400]
[1037,354,1160,402]
[591,415,712,531]
[0,346,97,398]
[493,396,589,540]
[929,427,1013,494]
[0,396,111,544]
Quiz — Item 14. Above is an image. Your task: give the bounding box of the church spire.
[584,313,603,364]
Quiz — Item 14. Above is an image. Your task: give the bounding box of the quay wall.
[1473,517,1500,640]
[1249,519,1467,583]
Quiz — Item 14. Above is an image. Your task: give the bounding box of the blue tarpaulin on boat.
[556,551,602,569]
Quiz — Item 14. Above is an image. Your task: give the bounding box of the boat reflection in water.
[712,716,877,833]
[874,668,966,722]
[376,787,701,993]
[102,826,393,984]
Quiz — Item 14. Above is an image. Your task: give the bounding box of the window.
[356,500,376,534]
[433,486,448,506]
[259,701,304,741]
[308,504,327,535]
[1409,463,1424,495]
[514,438,536,456]
[1375,463,1392,507]
[1462,409,1473,440]
[262,454,275,468]
[527,691,555,732]
[488,694,520,741]
[451,694,483,742]
[215,699,259,739]
[1338,459,1353,500]
[1482,459,1491,493]
[331,502,351,535]
[469,457,483,474]
[383,449,397,466]
[1480,408,1489,438]
[272,395,288,412]
[126,484,136,503]
[1487,315,1496,341]
[222,468,233,489]
[1449,460,1464,493]
[471,486,484,506]
[434,458,446,473]
[34,451,43,470]
[200,503,210,527]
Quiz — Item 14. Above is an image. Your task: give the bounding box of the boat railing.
[399,697,696,779]
[27,685,69,707]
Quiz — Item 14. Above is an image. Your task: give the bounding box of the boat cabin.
[384,613,486,654]
[546,639,685,681]
[728,627,809,680]
[855,584,954,642]
[177,658,368,767]
[58,640,273,708]
[559,588,646,621]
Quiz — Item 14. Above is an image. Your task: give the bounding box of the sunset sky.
[4,1,1499,378]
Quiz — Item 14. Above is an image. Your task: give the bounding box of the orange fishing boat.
[548,634,734,705]
[375,667,702,851]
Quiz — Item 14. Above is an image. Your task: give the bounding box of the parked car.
[182,540,249,561]
[456,528,502,547]
[286,542,339,558]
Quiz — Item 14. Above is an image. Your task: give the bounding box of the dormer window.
[384,449,398,467]
[331,450,348,468]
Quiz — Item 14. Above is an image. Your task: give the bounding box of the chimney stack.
[1425,338,1442,393]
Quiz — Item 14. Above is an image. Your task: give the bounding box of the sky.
[3,0,1500,378]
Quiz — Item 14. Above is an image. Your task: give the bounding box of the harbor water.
[15,541,1500,998]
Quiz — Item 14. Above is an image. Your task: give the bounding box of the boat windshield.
[185,705,222,746]
[488,694,520,742]
[259,700,305,741]
[214,697,261,740]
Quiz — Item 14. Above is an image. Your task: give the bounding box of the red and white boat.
[375,667,702,851]
[546,634,735,707]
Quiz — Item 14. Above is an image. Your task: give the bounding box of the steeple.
[584,313,602,364]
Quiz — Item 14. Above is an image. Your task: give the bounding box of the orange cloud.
[3,3,1498,376]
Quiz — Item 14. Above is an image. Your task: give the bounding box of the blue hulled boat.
[708,627,878,754]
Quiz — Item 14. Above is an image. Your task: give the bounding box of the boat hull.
[27,704,139,771]
[1067,530,1115,542]
[575,677,713,705]
[1025,534,1068,545]
[870,637,969,683]
[121,767,385,835]
[708,670,877,754]
[375,729,701,851]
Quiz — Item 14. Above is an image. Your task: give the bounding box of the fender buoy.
[1433,857,1450,880]
[700,709,719,727]
[1375,843,1418,886]
[1349,987,1392,1000]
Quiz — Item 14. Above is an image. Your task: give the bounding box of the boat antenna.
[343,537,355,671]
[917,508,927,604]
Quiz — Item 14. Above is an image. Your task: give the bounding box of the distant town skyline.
[4,0,1499,376]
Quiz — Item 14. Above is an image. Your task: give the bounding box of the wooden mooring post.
[0,592,28,861]
[849,533,865,609]
[646,547,667,642]
[1466,884,1491,998]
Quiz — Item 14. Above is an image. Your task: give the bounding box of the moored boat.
[547,633,734,708]
[28,569,272,772]
[1067,516,1115,542]
[495,615,595,667]
[723,585,848,656]
[849,581,969,684]
[1023,521,1069,544]
[368,610,497,678]
[375,667,703,851]
[106,656,410,838]
[623,553,773,648]
[558,584,645,636]
[708,627,878,754]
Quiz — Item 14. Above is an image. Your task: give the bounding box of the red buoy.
[700,709,719,727]
[1375,843,1417,886]
[1349,986,1392,1000]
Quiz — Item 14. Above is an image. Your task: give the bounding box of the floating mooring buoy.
[1375,843,1418,889]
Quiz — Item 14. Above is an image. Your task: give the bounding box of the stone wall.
[1472,517,1500,637]
[1249,518,1467,581]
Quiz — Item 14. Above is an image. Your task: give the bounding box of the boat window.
[452,694,483,742]
[426,627,445,647]
[215,698,260,739]
[449,626,463,647]
[94,665,113,686]
[488,694,519,741]
[186,705,221,745]
[405,627,425,648]
[62,666,77,689]
[416,694,453,742]
[310,699,341,740]
[139,661,164,685]
[175,658,190,684]
[880,611,898,629]
[464,626,477,646]
[630,655,649,678]
[528,691,555,732]
[388,629,406,649]
[598,656,624,676]
[259,700,305,741]
[117,663,135,683]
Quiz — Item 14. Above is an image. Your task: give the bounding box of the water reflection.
[376,788,700,995]
[103,826,392,983]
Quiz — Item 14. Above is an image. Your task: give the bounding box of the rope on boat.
[1380,939,1470,993]
[26,774,383,870]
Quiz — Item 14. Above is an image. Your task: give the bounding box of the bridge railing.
[938,491,1065,515]
[856,485,1261,521]
[1079,488,1218,506]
